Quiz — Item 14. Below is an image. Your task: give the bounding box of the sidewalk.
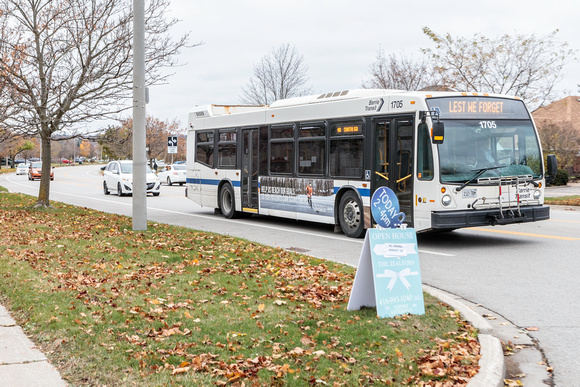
[545,181,580,198]
[0,305,66,387]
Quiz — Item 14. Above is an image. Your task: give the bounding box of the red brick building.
[532,96,580,174]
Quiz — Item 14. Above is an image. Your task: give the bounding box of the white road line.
[3,173,455,257]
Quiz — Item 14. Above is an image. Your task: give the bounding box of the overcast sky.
[141,0,580,131]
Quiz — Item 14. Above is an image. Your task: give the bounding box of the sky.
[141,0,580,132]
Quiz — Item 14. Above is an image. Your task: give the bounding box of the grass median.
[545,195,580,206]
[0,190,480,386]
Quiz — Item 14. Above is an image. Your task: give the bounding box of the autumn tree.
[99,116,183,162]
[99,124,133,160]
[421,28,575,110]
[536,120,579,170]
[241,44,313,105]
[0,0,194,207]
[0,134,34,166]
[362,50,441,91]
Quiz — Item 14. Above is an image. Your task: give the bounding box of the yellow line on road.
[549,219,580,224]
[466,227,580,241]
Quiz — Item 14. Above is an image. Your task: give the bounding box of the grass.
[545,195,580,206]
[0,191,480,386]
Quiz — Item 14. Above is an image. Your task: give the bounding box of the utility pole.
[132,0,147,230]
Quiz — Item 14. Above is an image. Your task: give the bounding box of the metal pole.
[132,0,147,230]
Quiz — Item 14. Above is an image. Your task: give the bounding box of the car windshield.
[173,165,186,170]
[438,120,542,183]
[31,162,42,168]
[119,163,153,174]
[120,163,133,174]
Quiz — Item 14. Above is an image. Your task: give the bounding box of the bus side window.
[270,125,294,175]
[218,129,237,168]
[196,130,215,168]
[417,123,434,180]
[329,121,364,178]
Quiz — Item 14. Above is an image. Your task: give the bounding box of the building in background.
[533,96,580,176]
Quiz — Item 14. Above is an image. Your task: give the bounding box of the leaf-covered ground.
[0,192,480,386]
[545,195,580,206]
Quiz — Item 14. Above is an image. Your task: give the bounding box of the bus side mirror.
[432,121,444,144]
[546,154,557,184]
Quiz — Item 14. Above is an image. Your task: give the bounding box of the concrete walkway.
[545,181,580,197]
[0,305,66,387]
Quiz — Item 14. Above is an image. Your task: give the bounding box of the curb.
[423,285,505,387]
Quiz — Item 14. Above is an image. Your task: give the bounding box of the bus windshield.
[438,119,542,183]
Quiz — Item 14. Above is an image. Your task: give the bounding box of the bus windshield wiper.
[455,166,503,192]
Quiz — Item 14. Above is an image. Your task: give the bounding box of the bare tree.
[0,0,196,207]
[362,50,441,91]
[241,44,313,105]
[422,27,576,110]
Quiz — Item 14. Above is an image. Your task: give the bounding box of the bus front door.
[373,117,414,226]
[241,128,259,212]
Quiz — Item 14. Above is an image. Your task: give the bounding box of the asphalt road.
[2,165,579,386]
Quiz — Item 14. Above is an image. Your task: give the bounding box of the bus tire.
[338,191,365,238]
[219,183,239,219]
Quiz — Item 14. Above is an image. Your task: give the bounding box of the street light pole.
[132,0,147,230]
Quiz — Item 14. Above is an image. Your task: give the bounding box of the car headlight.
[442,194,452,207]
[533,190,541,200]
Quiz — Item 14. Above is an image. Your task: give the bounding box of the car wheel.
[167,177,172,186]
[153,192,160,197]
[103,181,110,195]
[219,183,240,219]
[338,191,365,238]
[117,183,123,197]
[179,182,184,186]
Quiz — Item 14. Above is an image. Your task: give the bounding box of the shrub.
[552,169,569,186]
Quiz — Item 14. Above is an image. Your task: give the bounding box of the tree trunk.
[35,134,52,208]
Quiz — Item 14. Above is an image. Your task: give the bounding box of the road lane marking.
[3,173,455,257]
[466,227,580,241]
[549,219,580,224]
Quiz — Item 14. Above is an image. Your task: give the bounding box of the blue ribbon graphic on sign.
[376,268,419,291]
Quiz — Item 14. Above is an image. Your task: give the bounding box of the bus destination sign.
[334,124,362,135]
[427,96,529,120]
[448,99,504,115]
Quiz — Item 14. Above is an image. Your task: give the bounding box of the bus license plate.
[462,188,477,199]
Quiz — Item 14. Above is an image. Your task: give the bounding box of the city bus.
[186,89,555,238]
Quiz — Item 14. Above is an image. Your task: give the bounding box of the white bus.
[186,89,555,238]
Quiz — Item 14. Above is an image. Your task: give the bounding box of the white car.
[102,160,161,196]
[16,163,29,175]
[157,164,186,186]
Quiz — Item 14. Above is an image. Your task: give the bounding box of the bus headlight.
[441,194,452,207]
[533,190,541,200]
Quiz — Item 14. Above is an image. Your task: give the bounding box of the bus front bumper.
[431,205,550,229]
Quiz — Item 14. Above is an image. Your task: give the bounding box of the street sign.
[167,136,177,154]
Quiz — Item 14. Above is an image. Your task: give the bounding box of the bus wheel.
[338,191,364,238]
[219,184,239,219]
